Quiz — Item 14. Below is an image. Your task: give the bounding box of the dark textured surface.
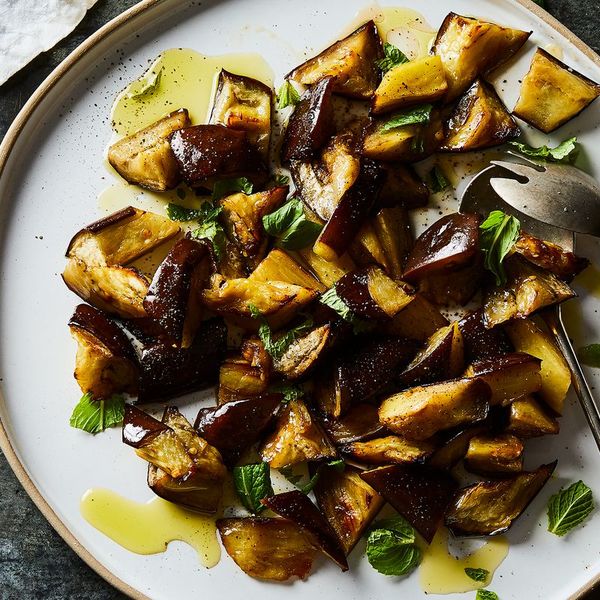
[1,0,600,598]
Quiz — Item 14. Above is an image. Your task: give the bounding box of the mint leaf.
[578,344,600,368]
[465,568,489,582]
[479,210,521,286]
[371,516,415,544]
[263,198,323,250]
[547,480,594,536]
[320,287,354,321]
[509,137,578,163]
[376,42,410,73]
[380,104,433,133]
[476,591,499,600]
[277,80,301,109]
[279,465,303,485]
[69,393,125,435]
[233,462,273,514]
[269,382,305,404]
[166,203,204,221]
[273,173,290,186]
[211,177,253,201]
[366,529,421,576]
[427,165,450,193]
[280,459,344,494]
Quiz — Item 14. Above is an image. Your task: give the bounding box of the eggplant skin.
[281,76,336,163]
[217,517,316,581]
[287,21,383,99]
[458,309,513,363]
[513,48,600,133]
[378,163,429,210]
[323,403,387,446]
[445,461,557,537]
[169,124,267,188]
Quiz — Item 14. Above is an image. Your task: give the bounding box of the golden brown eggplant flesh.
[379,377,491,441]
[217,517,317,581]
[433,12,531,101]
[323,403,387,445]
[506,395,560,438]
[361,464,458,543]
[513,48,600,133]
[262,490,348,571]
[342,435,435,465]
[445,462,557,536]
[209,70,273,159]
[298,247,356,288]
[372,207,414,280]
[427,425,489,470]
[273,324,332,380]
[315,466,384,555]
[464,433,524,475]
[259,399,337,468]
[442,79,520,151]
[287,21,383,99]
[385,292,449,342]
[108,109,190,191]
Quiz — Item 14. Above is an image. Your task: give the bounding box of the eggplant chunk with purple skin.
[69,304,139,398]
[334,265,414,321]
[513,48,600,133]
[385,292,449,342]
[315,466,384,555]
[209,70,273,159]
[506,395,560,438]
[350,221,390,272]
[464,433,524,476]
[464,352,542,406]
[428,425,489,470]
[379,377,491,441]
[342,435,435,466]
[262,490,349,571]
[361,464,458,543]
[259,399,337,468]
[433,12,531,102]
[372,207,414,280]
[445,461,557,536]
[217,517,317,581]
[482,255,577,328]
[287,21,383,99]
[137,318,227,403]
[372,55,448,115]
[143,238,211,347]
[442,79,520,152]
[323,403,387,445]
[169,124,267,188]
[108,109,190,191]
[458,309,513,363]
[281,76,336,163]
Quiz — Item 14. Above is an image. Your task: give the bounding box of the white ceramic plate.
[1,1,600,598]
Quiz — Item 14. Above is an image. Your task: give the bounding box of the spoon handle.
[542,306,600,452]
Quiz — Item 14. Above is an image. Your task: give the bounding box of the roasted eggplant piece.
[251,249,326,292]
[513,231,589,282]
[372,55,448,115]
[417,258,484,306]
[259,399,337,468]
[506,395,560,438]
[209,70,273,159]
[465,352,542,406]
[169,125,266,188]
[314,466,384,554]
[137,318,227,403]
[313,159,384,261]
[397,322,464,388]
[66,206,180,267]
[464,433,524,476]
[201,274,317,330]
[108,109,190,191]
[334,266,414,320]
[273,324,332,380]
[298,247,356,287]
[504,318,571,414]
[217,517,317,581]
[262,490,348,571]
[379,378,491,440]
[350,221,390,271]
[459,309,513,362]
[513,48,600,133]
[323,403,386,445]
[287,21,383,99]
[291,130,361,222]
[372,207,413,280]
[220,187,287,269]
[386,292,448,341]
[281,76,335,163]
[342,435,435,465]
[445,462,557,536]
[69,304,138,398]
[433,13,531,101]
[194,394,281,465]
[428,425,489,470]
[378,163,429,209]
[442,79,520,151]
[143,238,211,347]
[361,464,458,543]
[482,255,576,328]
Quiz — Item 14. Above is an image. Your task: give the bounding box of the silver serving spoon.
[460,163,600,451]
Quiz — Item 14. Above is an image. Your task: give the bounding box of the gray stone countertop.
[1,1,600,598]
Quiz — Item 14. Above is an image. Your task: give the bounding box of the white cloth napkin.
[0,0,99,85]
